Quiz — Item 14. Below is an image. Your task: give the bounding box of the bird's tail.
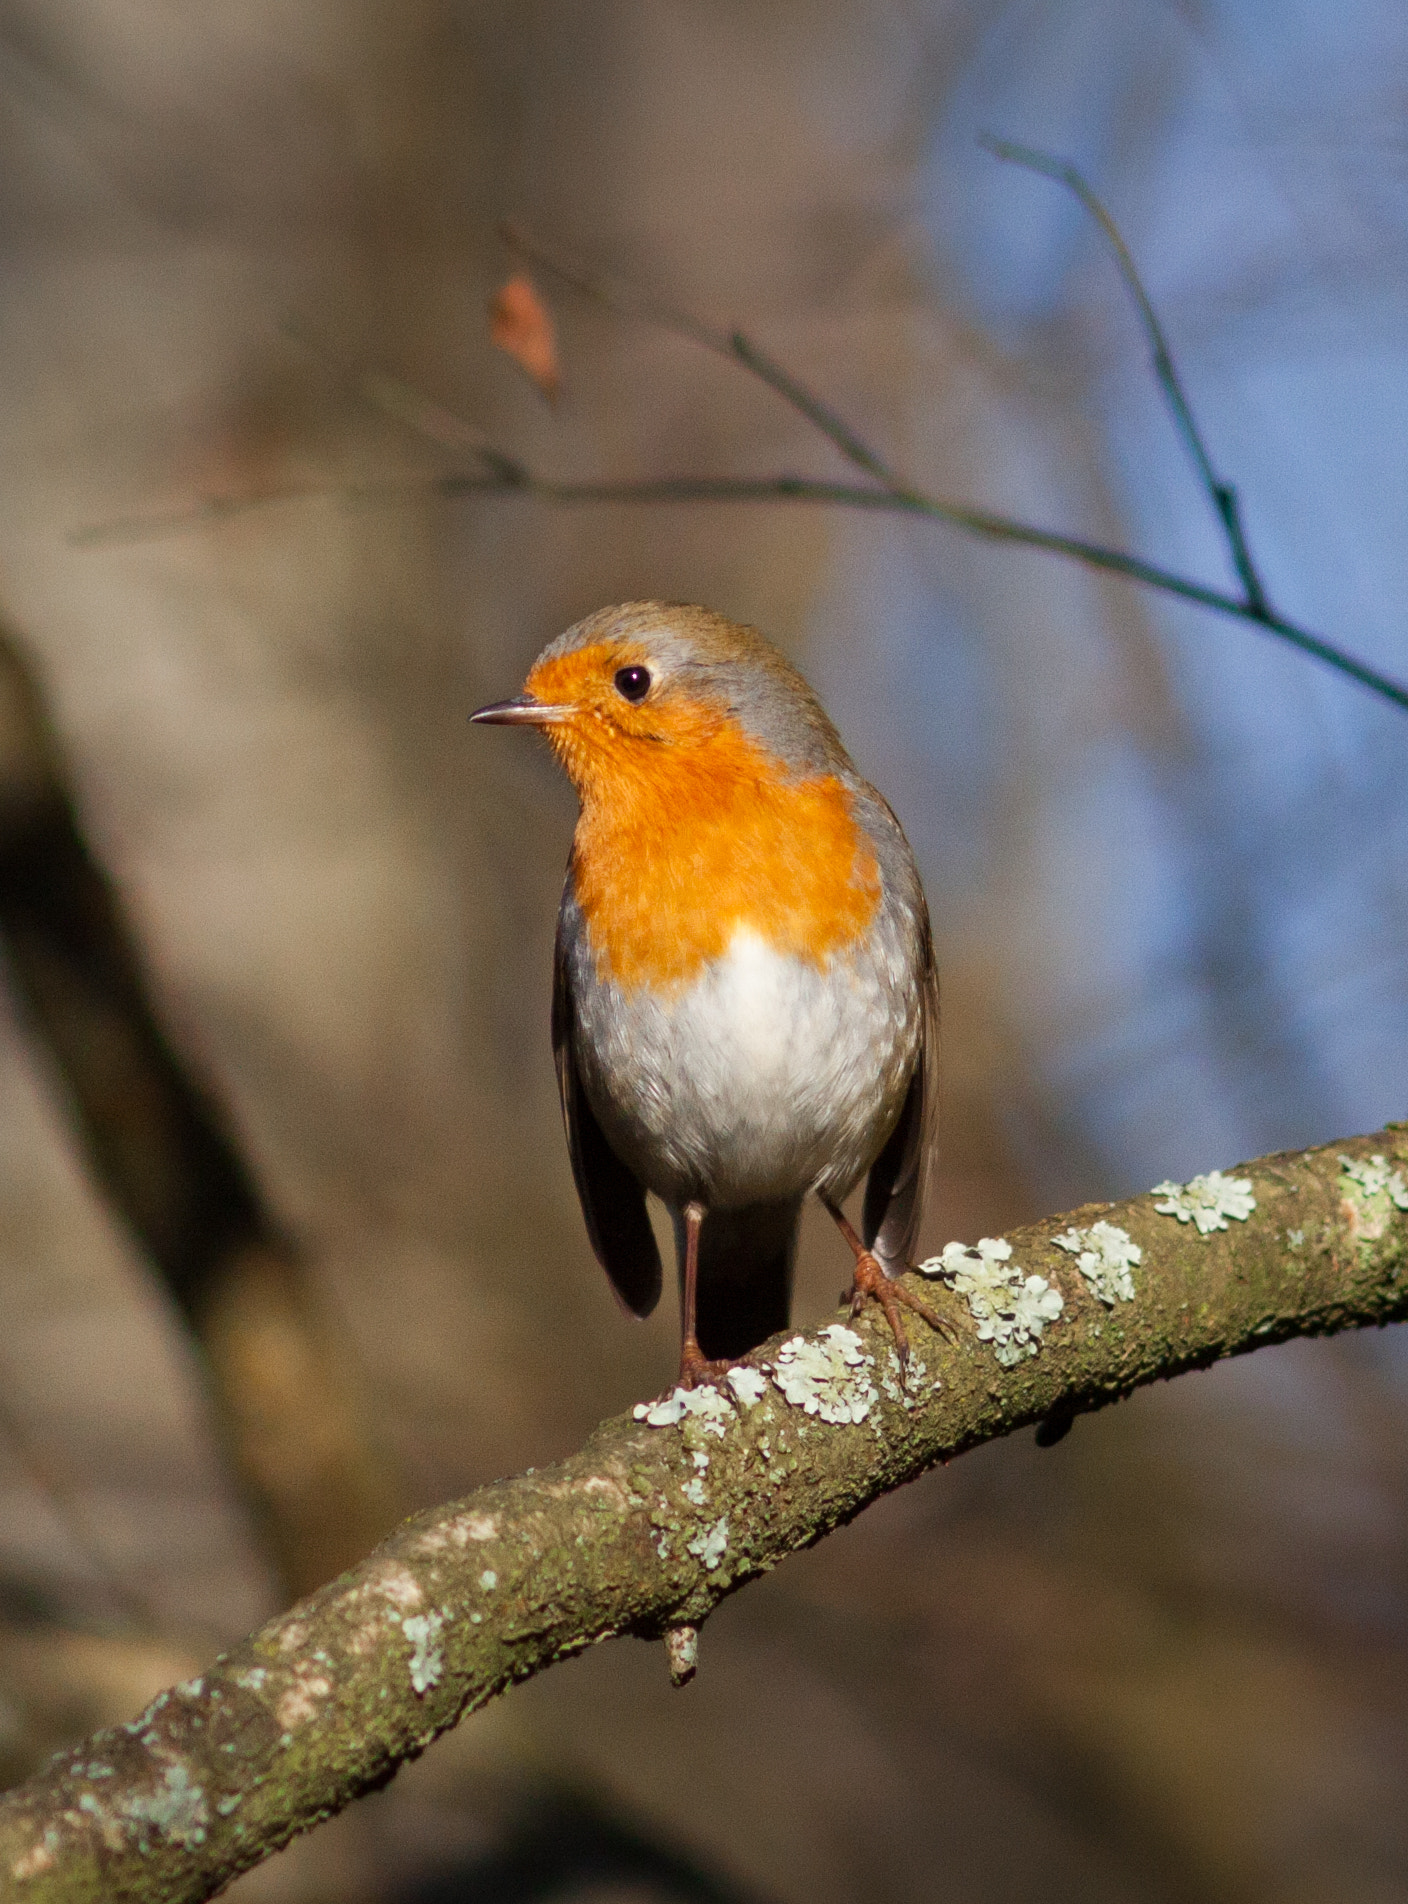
[675,1200,801,1362]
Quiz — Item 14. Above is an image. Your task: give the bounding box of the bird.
[471,601,946,1389]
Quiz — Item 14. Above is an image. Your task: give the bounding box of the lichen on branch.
[2,1125,1407,1904]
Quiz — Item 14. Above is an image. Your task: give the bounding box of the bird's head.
[470,601,848,805]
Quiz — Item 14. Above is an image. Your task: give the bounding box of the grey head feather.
[537,601,851,782]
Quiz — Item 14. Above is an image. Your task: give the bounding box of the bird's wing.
[862,924,939,1273]
[552,911,663,1318]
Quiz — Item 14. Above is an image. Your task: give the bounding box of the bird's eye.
[613,665,652,703]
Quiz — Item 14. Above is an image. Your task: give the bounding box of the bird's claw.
[675,1338,735,1391]
[849,1251,957,1367]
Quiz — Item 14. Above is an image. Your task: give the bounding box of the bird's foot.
[849,1251,957,1369]
[676,1336,735,1391]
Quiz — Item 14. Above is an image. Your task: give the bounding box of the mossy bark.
[3,1125,1406,1902]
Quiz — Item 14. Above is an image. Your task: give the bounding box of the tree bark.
[2,1123,1406,1902]
[0,626,400,1602]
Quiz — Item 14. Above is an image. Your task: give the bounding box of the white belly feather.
[572,921,920,1211]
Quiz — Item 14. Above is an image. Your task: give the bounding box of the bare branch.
[279,319,533,482]
[509,216,1408,708]
[980,134,1271,616]
[500,222,902,487]
[70,244,1408,715]
[73,457,1408,713]
[497,221,727,356]
[3,1125,1407,1902]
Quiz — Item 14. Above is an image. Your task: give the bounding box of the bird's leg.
[818,1193,956,1369]
[677,1201,731,1389]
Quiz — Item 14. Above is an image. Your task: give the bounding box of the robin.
[472,601,946,1388]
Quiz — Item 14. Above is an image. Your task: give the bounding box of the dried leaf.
[488,274,561,402]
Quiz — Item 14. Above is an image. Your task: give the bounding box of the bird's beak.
[469,694,574,726]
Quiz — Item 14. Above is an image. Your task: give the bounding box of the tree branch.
[4,1124,1407,1902]
[0,625,401,1605]
[71,220,1408,717]
[979,135,1274,619]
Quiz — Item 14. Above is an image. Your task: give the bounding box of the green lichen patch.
[769,1326,877,1423]
[401,1612,445,1695]
[917,1238,1064,1366]
[685,1519,729,1571]
[725,1366,768,1408]
[633,1385,734,1434]
[1050,1221,1140,1305]
[878,1347,939,1410]
[1341,1152,1408,1209]
[1338,1152,1408,1244]
[119,1762,209,1849]
[1152,1170,1255,1232]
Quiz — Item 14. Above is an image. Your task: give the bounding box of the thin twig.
[73,251,1408,714]
[980,134,1271,617]
[501,222,901,484]
[280,319,532,483]
[502,223,1403,709]
[73,460,1408,712]
[497,221,724,355]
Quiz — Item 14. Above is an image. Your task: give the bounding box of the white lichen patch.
[634,1383,736,1434]
[578,1475,628,1508]
[663,1624,698,1686]
[726,1365,768,1408]
[769,1326,878,1424]
[371,1564,425,1611]
[1152,1171,1256,1233]
[122,1691,170,1736]
[1338,1153,1408,1244]
[478,1570,498,1591]
[402,1610,446,1695]
[121,1763,209,1848]
[686,1518,729,1570]
[11,1839,57,1881]
[76,1792,125,1854]
[1051,1221,1141,1306]
[681,1477,707,1506]
[346,1620,383,1658]
[919,1238,1064,1367]
[877,1348,939,1409]
[424,1511,499,1551]
[1340,1153,1408,1210]
[275,1673,331,1732]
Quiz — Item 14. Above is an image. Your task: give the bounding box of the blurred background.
[0,1,1406,1899]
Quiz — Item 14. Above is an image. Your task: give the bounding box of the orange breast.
[569,722,881,993]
